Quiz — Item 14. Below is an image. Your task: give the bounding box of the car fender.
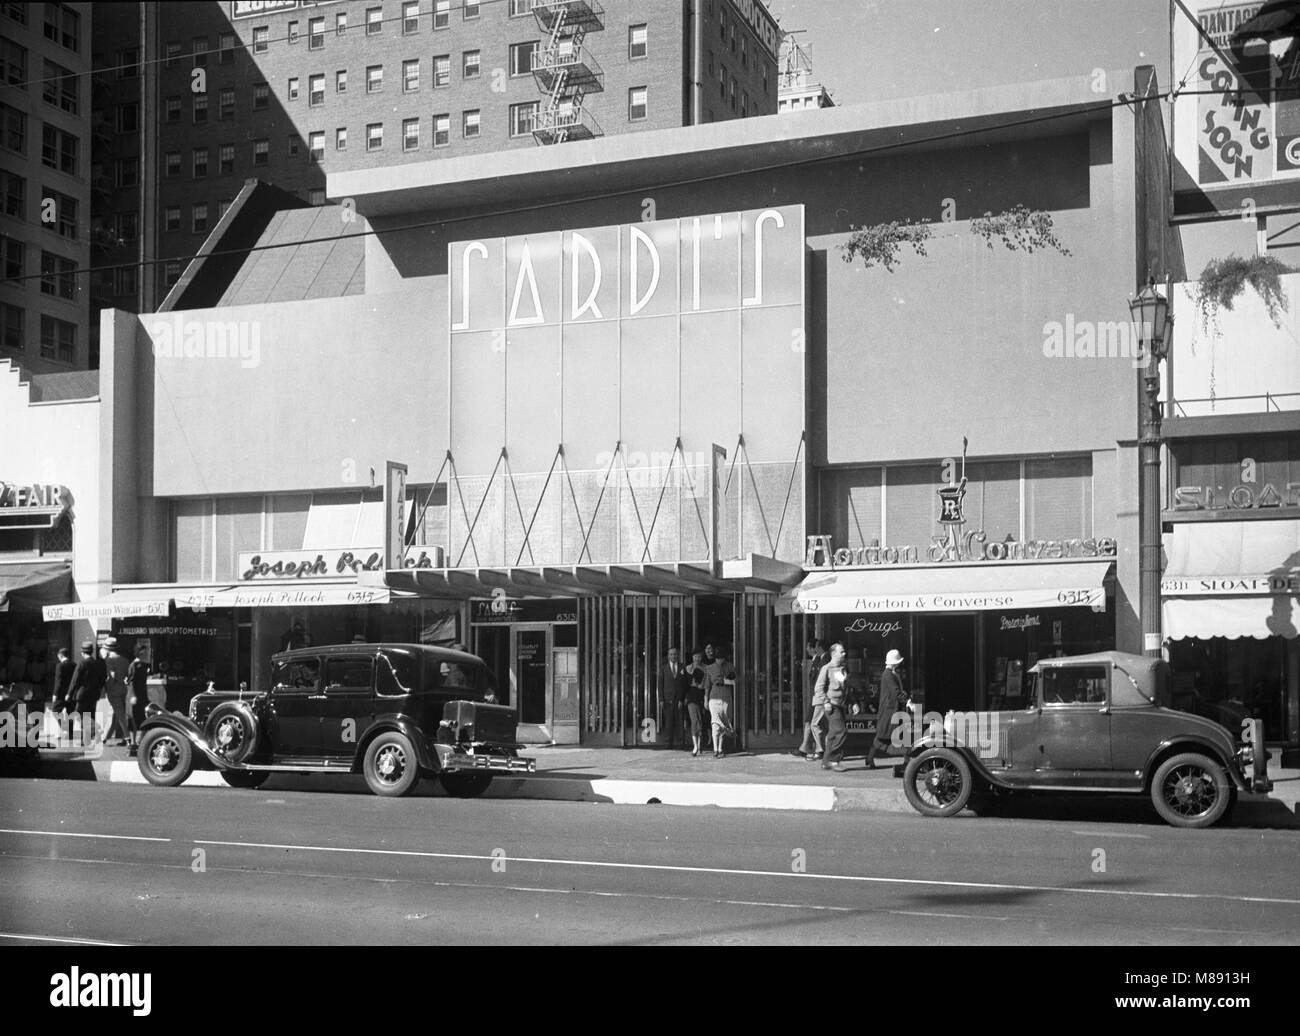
[1142,736,1249,793]
[351,714,438,774]
[138,709,225,770]
[906,736,1013,790]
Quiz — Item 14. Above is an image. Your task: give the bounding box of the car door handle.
[308,694,327,700]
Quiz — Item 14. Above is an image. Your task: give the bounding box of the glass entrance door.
[512,623,552,741]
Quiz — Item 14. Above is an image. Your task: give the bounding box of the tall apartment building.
[777,34,832,112]
[93,0,780,313]
[0,2,93,374]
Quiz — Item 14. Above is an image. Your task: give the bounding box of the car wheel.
[220,769,269,789]
[1150,752,1232,828]
[903,747,974,818]
[363,732,420,797]
[137,728,194,788]
[206,702,260,765]
[439,771,493,798]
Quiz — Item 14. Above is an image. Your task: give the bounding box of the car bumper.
[434,744,536,774]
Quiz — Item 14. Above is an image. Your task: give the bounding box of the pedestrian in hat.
[868,649,909,769]
[102,637,130,746]
[67,641,107,746]
[126,644,151,755]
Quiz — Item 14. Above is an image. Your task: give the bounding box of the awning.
[0,561,73,613]
[42,589,173,622]
[776,560,1113,615]
[42,582,400,621]
[1161,521,1300,640]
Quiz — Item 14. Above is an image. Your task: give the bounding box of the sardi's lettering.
[806,534,1117,568]
[0,482,66,509]
[450,206,803,330]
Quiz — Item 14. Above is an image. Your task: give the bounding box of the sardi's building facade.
[46,69,1189,747]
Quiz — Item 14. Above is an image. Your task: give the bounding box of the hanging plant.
[841,206,1069,272]
[1194,253,1294,334]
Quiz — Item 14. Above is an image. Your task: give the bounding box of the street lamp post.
[1129,281,1173,659]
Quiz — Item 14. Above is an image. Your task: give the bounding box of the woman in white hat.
[868,649,908,769]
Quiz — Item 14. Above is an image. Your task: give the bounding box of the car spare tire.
[206,701,260,765]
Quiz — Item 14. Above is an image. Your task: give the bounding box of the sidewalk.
[15,739,1300,827]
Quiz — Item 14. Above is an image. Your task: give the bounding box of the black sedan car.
[136,643,534,797]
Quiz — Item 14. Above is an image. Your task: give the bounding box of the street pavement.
[1,779,1297,945]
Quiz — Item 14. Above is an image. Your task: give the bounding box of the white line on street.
[191,838,1300,907]
[0,932,129,946]
[891,910,1011,922]
[0,828,171,843]
[1069,831,1152,839]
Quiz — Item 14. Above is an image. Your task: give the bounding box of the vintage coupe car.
[136,643,535,797]
[901,651,1272,829]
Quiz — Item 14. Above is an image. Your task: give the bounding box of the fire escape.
[531,1,605,145]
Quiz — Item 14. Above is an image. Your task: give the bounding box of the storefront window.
[1168,637,1289,741]
[984,606,1112,710]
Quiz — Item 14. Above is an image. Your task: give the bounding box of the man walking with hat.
[868,649,909,769]
[102,637,130,746]
[67,641,107,747]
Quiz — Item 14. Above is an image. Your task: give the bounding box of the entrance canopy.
[0,561,73,613]
[1162,520,1300,640]
[42,582,403,621]
[776,560,1113,615]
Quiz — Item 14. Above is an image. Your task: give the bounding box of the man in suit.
[818,642,850,771]
[797,639,829,759]
[868,649,909,769]
[658,647,689,748]
[67,641,108,746]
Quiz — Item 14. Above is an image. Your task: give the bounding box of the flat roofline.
[330,73,1124,218]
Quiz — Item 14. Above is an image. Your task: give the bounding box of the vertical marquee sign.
[446,206,807,567]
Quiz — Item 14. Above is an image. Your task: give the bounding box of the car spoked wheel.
[1150,752,1231,829]
[363,732,420,797]
[205,703,259,765]
[137,728,194,787]
[902,747,973,818]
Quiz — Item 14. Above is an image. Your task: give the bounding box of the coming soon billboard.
[1171,0,1300,218]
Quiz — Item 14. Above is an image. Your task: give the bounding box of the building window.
[43,188,77,239]
[463,108,480,138]
[192,148,208,178]
[403,59,419,92]
[164,262,181,288]
[464,1,480,18]
[41,125,77,174]
[433,54,449,87]
[164,206,180,232]
[629,24,647,60]
[434,0,450,29]
[366,7,383,35]
[288,134,300,157]
[117,47,140,78]
[433,112,449,146]
[0,32,25,85]
[1,303,23,353]
[115,156,139,186]
[218,88,235,120]
[741,37,747,69]
[44,3,80,52]
[287,20,299,45]
[402,117,420,151]
[310,73,324,105]
[193,93,208,122]
[165,96,182,122]
[309,17,324,49]
[253,26,269,53]
[336,69,347,92]
[217,199,231,219]
[366,65,383,92]
[253,82,269,110]
[2,236,23,281]
[335,126,347,150]
[463,49,480,78]
[116,212,138,242]
[367,122,383,150]
[219,32,236,63]
[628,86,647,122]
[403,1,419,34]
[308,188,326,206]
[40,251,75,300]
[287,76,299,101]
[509,101,537,137]
[0,102,25,154]
[39,315,76,363]
[113,265,137,297]
[509,0,534,16]
[252,138,269,165]
[192,203,208,234]
[510,41,538,77]
[309,130,325,161]
[336,11,347,34]
[42,61,78,114]
[192,36,208,66]
[165,40,182,67]
[164,151,181,177]
[219,143,234,174]
[0,171,24,217]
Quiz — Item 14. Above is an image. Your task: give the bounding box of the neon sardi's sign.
[806,442,1117,568]
[448,207,805,330]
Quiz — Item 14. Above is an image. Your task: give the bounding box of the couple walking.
[798,642,908,771]
[659,645,736,758]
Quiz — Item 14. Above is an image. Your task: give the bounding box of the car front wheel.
[439,771,493,798]
[138,728,194,787]
[1150,752,1232,828]
[363,732,420,797]
[903,747,973,817]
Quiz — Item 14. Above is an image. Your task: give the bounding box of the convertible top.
[1031,651,1170,707]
